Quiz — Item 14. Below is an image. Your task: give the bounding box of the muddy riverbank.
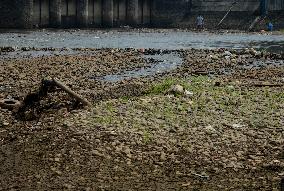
[0,47,283,190]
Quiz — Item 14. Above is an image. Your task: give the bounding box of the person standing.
[267,22,273,31]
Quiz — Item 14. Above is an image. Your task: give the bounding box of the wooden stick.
[217,1,237,27]
[52,78,92,107]
[248,16,261,31]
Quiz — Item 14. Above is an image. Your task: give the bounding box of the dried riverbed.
[0,47,283,190]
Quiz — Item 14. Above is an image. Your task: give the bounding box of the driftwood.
[52,78,92,107]
[1,78,92,120]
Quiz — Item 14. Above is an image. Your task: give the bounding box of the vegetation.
[90,76,283,133]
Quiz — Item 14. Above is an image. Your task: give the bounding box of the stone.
[3,122,9,126]
[204,125,216,134]
[160,151,166,161]
[236,151,244,157]
[168,84,184,95]
[223,51,232,56]
[182,182,191,187]
[54,157,60,162]
[209,55,218,60]
[184,90,193,97]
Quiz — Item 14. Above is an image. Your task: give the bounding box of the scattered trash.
[0,99,22,112]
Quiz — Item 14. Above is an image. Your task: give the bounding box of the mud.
[0,32,284,190]
[97,52,183,82]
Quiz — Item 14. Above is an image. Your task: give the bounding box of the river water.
[0,29,284,53]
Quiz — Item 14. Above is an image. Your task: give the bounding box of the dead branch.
[52,78,92,107]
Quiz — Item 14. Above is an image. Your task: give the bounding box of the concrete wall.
[191,0,260,12]
[268,0,284,10]
[151,0,190,26]
[119,0,127,25]
[0,0,283,29]
[94,0,102,26]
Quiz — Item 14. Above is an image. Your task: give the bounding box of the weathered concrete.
[127,0,139,26]
[77,0,89,27]
[0,0,284,29]
[22,0,34,28]
[50,0,61,28]
[0,0,19,28]
[143,0,151,25]
[151,0,189,27]
[113,0,119,25]
[88,0,94,25]
[93,0,102,26]
[119,0,127,26]
[102,0,113,27]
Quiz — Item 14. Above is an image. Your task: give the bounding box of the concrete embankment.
[0,0,283,30]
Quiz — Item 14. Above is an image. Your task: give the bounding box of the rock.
[63,121,72,128]
[204,125,216,134]
[54,157,60,162]
[182,182,191,187]
[249,48,260,56]
[184,90,193,97]
[127,160,132,165]
[223,51,232,56]
[3,122,9,126]
[63,184,73,189]
[91,150,104,157]
[232,124,245,128]
[160,151,166,161]
[209,55,218,60]
[168,84,184,95]
[236,151,244,157]
[227,85,234,90]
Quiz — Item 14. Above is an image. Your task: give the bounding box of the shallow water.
[0,29,284,53]
[95,53,183,82]
[1,29,283,82]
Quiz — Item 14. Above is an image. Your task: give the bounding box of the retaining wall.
[0,0,283,29]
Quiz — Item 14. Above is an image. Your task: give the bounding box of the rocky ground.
[0,47,283,190]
